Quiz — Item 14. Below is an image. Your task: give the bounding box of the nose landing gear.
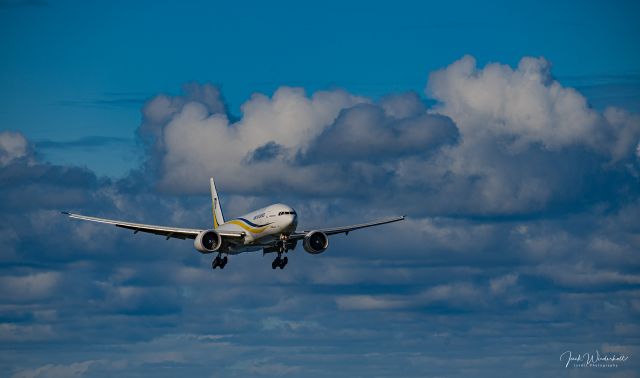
[262,234,294,269]
[211,254,228,269]
[271,234,292,269]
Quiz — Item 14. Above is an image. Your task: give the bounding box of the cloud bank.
[139,56,640,218]
[1,56,639,377]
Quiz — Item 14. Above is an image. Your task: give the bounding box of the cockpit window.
[278,211,297,216]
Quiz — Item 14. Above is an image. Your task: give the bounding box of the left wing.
[289,216,405,240]
[62,212,245,240]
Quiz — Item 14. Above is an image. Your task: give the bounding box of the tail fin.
[210,177,225,229]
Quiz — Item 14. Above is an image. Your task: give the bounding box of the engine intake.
[303,231,329,254]
[194,230,222,253]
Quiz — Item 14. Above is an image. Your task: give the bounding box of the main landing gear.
[211,253,228,269]
[272,254,288,269]
[271,234,291,269]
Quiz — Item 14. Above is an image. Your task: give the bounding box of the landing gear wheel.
[272,257,280,270]
[212,255,227,270]
[279,256,288,269]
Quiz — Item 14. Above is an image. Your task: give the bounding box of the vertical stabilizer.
[210,177,225,229]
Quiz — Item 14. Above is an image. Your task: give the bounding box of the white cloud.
[336,295,410,311]
[427,55,640,159]
[336,282,485,311]
[0,131,29,166]
[230,358,301,376]
[489,273,518,295]
[261,316,320,332]
[428,56,598,151]
[0,272,60,302]
[154,87,365,194]
[418,282,484,306]
[534,263,640,287]
[397,56,640,215]
[11,360,98,378]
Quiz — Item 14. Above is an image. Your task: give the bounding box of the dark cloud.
[35,136,131,150]
[2,56,640,377]
[379,91,428,119]
[0,133,100,213]
[303,103,458,162]
[245,141,285,163]
[139,82,229,143]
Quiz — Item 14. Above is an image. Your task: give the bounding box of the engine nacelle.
[303,231,329,254]
[194,230,222,253]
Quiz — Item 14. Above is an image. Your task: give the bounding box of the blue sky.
[1,0,640,377]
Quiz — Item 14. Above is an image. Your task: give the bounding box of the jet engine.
[194,230,222,253]
[303,231,329,254]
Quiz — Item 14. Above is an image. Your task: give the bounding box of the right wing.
[62,212,245,240]
[289,216,405,240]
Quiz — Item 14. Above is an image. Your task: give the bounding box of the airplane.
[63,178,405,270]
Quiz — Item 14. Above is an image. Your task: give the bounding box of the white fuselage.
[217,203,298,254]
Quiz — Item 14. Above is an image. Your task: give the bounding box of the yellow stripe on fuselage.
[226,219,269,234]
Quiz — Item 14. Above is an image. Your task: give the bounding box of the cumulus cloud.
[403,55,640,215]
[134,56,640,218]
[141,86,458,200]
[143,86,365,194]
[427,55,640,157]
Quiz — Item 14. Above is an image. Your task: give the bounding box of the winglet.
[210,177,225,229]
